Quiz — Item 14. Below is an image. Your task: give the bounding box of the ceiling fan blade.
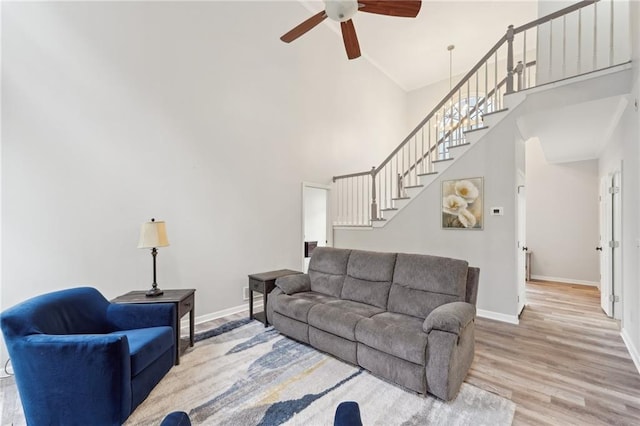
[358,0,422,18]
[280,11,327,43]
[341,19,361,60]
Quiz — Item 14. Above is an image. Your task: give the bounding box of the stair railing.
[333,0,624,227]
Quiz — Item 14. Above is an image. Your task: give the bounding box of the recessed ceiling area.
[296,0,539,91]
[515,64,634,164]
[518,96,628,163]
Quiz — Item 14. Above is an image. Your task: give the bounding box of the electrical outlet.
[243,287,261,301]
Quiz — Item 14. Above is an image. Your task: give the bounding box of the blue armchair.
[1,287,176,425]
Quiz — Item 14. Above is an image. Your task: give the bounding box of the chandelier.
[436,45,490,143]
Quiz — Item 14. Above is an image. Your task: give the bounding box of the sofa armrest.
[275,274,311,295]
[423,302,476,335]
[10,333,132,424]
[107,303,176,331]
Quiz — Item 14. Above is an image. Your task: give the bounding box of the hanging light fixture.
[439,44,480,135]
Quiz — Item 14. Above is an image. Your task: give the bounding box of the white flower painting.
[442,177,483,229]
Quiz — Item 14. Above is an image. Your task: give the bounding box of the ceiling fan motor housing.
[324,0,359,22]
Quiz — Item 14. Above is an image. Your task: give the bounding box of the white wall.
[599,0,640,371]
[525,138,599,284]
[406,76,452,131]
[0,1,408,359]
[335,111,524,322]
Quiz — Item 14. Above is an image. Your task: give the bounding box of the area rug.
[125,319,515,425]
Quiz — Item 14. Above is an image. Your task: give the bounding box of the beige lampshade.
[138,219,170,249]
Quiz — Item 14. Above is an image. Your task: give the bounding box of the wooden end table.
[248,269,301,326]
[112,289,195,365]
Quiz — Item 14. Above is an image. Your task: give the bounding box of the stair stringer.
[371,92,526,228]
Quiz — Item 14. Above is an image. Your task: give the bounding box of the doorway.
[302,183,331,272]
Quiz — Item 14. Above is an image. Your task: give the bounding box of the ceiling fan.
[280,0,422,60]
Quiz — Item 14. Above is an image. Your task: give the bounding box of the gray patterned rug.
[125,319,515,425]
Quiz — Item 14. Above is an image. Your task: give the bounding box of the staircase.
[332,0,628,228]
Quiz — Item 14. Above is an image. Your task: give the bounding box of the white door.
[611,170,622,320]
[517,184,527,315]
[302,183,330,272]
[599,175,613,317]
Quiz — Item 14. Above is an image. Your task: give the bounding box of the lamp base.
[146,287,164,297]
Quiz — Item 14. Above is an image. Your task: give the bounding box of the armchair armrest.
[275,274,311,295]
[423,302,476,335]
[107,303,176,331]
[11,334,132,424]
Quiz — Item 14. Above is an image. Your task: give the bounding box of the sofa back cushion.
[341,250,397,309]
[387,253,468,319]
[308,247,351,297]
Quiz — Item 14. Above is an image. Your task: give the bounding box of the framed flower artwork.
[442,177,483,229]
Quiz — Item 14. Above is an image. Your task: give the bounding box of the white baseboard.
[530,275,599,287]
[180,302,259,330]
[621,328,640,375]
[477,309,519,325]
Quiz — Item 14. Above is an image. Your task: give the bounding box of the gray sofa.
[266,247,479,401]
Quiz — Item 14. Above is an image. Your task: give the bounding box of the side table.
[112,289,195,365]
[248,269,301,326]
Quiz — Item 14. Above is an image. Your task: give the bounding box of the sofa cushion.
[387,253,468,318]
[355,312,427,365]
[309,327,358,364]
[275,274,311,295]
[308,247,351,297]
[271,291,338,323]
[341,250,396,309]
[308,300,383,341]
[111,326,173,376]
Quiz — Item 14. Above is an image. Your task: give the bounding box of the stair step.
[391,197,410,201]
[433,157,455,173]
[405,185,423,189]
[379,207,399,221]
[463,126,489,135]
[418,171,439,187]
[448,142,471,151]
[371,218,387,222]
[433,158,454,164]
[482,107,508,117]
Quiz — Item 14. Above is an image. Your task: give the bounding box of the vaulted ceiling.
[295,0,540,91]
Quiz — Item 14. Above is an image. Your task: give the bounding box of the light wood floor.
[2,281,639,425]
[468,280,640,425]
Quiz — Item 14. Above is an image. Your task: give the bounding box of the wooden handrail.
[372,34,508,176]
[514,0,597,34]
[333,169,372,181]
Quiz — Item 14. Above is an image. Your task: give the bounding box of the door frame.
[301,182,332,272]
[516,170,531,316]
[516,178,527,316]
[599,173,613,317]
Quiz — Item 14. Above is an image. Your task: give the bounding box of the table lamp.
[138,218,170,297]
